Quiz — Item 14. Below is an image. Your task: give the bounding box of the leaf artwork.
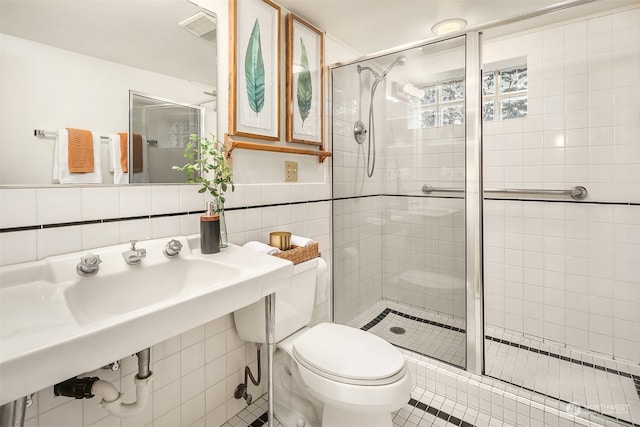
[296,37,312,126]
[245,18,265,116]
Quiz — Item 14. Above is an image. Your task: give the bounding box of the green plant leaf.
[245,19,265,116]
[297,37,312,125]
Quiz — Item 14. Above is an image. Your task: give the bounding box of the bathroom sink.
[64,257,240,325]
[0,236,293,406]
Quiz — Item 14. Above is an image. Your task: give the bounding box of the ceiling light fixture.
[431,18,467,36]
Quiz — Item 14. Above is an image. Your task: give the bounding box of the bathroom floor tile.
[220,395,284,427]
[225,389,483,427]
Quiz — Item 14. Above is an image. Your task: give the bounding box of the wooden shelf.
[224,134,332,163]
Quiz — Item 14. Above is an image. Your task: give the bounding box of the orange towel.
[118,132,128,173]
[132,134,143,173]
[66,128,94,173]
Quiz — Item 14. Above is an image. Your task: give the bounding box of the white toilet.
[233,258,412,427]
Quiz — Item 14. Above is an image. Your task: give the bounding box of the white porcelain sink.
[64,257,241,325]
[0,236,293,406]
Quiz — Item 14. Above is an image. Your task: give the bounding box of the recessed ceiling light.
[431,18,467,35]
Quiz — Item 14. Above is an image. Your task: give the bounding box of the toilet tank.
[233,258,319,343]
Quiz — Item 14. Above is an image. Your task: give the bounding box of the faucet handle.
[163,239,183,258]
[77,254,102,276]
[130,240,138,250]
[81,253,102,265]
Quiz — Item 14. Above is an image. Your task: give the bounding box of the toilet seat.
[292,323,406,386]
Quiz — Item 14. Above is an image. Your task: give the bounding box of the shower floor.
[347,300,466,367]
[347,300,640,427]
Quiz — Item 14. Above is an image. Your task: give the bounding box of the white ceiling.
[0,0,217,85]
[276,0,635,55]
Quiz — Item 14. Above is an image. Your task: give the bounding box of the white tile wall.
[382,196,465,319]
[332,196,382,323]
[483,6,640,363]
[331,67,384,198]
[483,7,640,204]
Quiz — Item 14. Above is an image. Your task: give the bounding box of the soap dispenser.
[200,201,220,254]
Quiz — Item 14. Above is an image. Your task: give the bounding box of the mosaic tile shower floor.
[347,300,639,426]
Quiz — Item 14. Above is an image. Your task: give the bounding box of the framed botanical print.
[285,14,324,146]
[229,0,281,140]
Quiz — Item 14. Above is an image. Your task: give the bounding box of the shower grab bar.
[421,184,588,200]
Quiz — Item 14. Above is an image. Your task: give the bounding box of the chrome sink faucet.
[77,254,102,276]
[123,240,146,265]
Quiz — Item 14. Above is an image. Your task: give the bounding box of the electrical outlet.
[284,161,298,182]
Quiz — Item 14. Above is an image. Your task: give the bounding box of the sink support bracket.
[265,293,275,427]
[0,396,27,427]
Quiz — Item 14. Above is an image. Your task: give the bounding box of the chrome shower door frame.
[464,32,484,375]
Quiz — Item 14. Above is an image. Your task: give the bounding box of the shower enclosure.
[331,2,639,426]
[332,35,472,369]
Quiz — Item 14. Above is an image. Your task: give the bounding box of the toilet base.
[321,406,393,427]
[273,349,322,427]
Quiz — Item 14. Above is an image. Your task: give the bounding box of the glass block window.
[483,100,495,122]
[407,78,465,129]
[405,64,526,128]
[440,80,465,103]
[418,109,437,128]
[441,105,464,126]
[483,65,527,121]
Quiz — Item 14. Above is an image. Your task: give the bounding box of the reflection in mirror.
[130,92,204,184]
[0,0,217,186]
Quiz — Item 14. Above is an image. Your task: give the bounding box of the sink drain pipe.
[54,348,153,418]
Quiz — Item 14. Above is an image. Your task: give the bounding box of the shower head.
[380,55,407,79]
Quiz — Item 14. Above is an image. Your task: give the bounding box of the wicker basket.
[273,243,319,264]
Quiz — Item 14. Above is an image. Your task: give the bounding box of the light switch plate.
[284,161,298,182]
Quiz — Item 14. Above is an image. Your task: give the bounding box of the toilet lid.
[292,323,406,386]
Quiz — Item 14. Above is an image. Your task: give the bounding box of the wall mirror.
[0,0,217,186]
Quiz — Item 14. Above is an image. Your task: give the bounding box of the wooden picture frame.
[285,14,324,146]
[229,0,280,140]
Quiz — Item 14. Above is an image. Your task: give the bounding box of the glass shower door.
[332,36,468,368]
[481,4,640,425]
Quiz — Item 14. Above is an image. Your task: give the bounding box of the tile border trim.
[0,199,332,233]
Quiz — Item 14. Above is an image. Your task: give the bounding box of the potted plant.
[173,134,235,250]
